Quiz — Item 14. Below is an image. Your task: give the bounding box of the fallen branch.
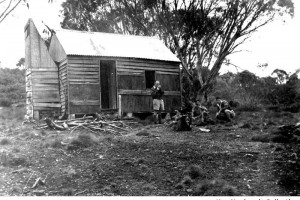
[29,115,132,135]
[44,118,66,130]
[32,177,45,189]
[22,172,34,195]
[74,189,88,196]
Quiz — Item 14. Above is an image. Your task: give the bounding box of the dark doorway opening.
[100,60,117,109]
[145,70,155,89]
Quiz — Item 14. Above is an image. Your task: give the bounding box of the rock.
[186,188,193,193]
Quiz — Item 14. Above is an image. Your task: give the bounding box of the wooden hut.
[25,19,181,119]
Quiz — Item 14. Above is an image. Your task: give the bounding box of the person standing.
[151,81,164,124]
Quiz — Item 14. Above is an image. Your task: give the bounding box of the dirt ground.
[1,107,300,196]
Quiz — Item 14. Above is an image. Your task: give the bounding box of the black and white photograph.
[0,0,300,197]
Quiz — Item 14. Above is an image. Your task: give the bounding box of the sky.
[0,0,299,77]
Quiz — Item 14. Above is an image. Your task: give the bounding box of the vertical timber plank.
[118,95,122,117]
[33,111,39,120]
[67,57,70,117]
[99,59,101,110]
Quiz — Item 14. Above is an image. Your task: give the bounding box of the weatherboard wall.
[55,55,181,115]
[67,56,101,115]
[116,58,181,113]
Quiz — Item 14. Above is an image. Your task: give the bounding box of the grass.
[2,154,28,167]
[193,179,239,196]
[67,133,99,150]
[61,188,74,196]
[0,106,26,121]
[0,106,299,195]
[251,134,272,143]
[44,138,63,148]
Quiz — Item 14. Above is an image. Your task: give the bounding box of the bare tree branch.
[0,0,22,23]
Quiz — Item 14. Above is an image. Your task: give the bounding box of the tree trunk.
[197,52,228,97]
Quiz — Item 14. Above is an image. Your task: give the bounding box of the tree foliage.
[211,68,300,112]
[16,57,25,68]
[60,0,294,98]
[0,68,25,107]
[272,68,289,84]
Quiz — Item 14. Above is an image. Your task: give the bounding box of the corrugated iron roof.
[54,29,180,63]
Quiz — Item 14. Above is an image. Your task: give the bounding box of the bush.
[0,138,11,145]
[282,102,300,113]
[1,152,28,166]
[0,98,12,107]
[183,165,204,179]
[9,157,28,166]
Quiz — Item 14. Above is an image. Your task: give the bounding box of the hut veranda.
[25,19,181,120]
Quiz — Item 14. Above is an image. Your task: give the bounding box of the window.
[145,70,155,89]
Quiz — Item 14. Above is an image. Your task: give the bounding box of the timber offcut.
[25,18,182,120]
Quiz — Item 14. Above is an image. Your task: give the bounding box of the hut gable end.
[25,19,60,120]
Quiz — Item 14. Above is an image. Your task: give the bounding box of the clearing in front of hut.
[0,106,300,196]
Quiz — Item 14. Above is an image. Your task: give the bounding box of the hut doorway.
[100,60,117,109]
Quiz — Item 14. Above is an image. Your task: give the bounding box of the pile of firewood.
[23,113,133,135]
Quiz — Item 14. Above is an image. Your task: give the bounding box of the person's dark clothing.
[151,86,164,99]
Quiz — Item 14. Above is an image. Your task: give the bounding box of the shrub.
[12,147,20,153]
[183,165,204,179]
[7,156,28,167]
[0,138,11,145]
[283,102,300,113]
[0,98,12,107]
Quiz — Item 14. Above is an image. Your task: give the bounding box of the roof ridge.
[55,28,159,40]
